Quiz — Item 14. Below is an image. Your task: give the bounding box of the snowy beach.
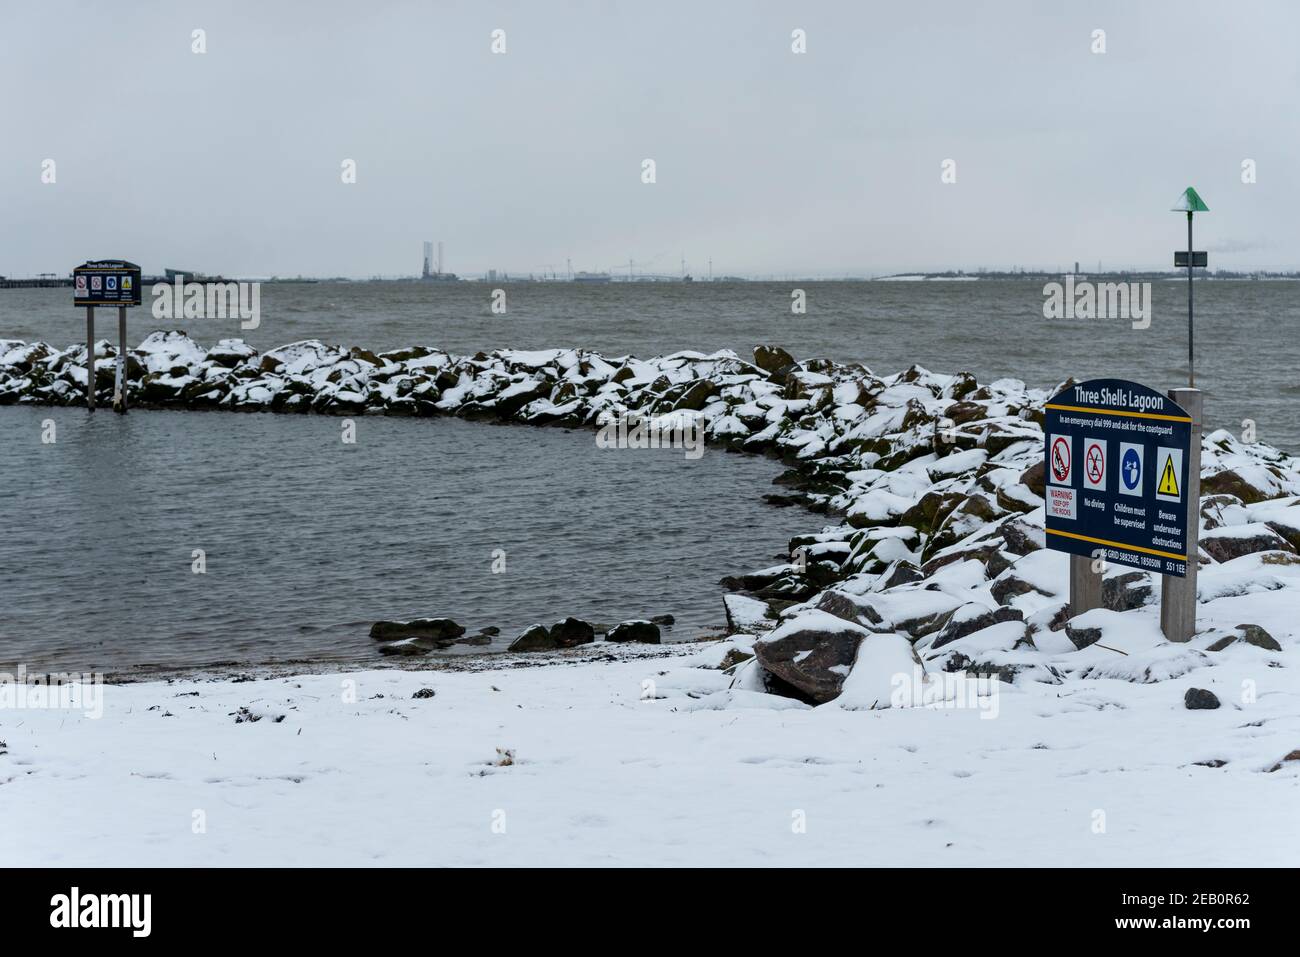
[3,333,1300,865]
[3,632,1298,867]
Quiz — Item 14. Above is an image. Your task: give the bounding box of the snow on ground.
[2,633,1297,867]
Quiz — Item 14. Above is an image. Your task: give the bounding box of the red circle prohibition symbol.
[1085,442,1105,483]
[1051,437,1070,482]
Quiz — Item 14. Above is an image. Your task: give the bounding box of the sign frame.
[1043,378,1193,578]
[73,259,143,308]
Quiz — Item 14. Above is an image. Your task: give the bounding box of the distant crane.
[621,258,653,281]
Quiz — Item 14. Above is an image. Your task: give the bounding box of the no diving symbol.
[1085,442,1105,485]
[1051,437,1070,483]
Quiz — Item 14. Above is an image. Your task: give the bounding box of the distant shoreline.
[5,271,1300,287]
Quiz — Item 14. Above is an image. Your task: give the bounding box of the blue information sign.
[1043,379,1192,577]
[73,259,142,308]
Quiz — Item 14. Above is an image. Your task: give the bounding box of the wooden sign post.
[1160,388,1202,641]
[73,260,142,413]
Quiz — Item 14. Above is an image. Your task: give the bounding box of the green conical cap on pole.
[1172,187,1209,213]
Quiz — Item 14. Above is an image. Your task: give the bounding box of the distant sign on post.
[73,260,142,308]
[1044,379,1193,577]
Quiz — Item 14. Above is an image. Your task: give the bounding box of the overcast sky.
[4,0,1299,278]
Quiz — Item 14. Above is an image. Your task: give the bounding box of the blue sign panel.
[73,259,142,308]
[1043,379,1192,577]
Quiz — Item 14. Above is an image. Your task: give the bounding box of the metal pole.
[1187,211,1194,388]
[1161,388,1202,641]
[115,305,128,414]
[85,305,95,411]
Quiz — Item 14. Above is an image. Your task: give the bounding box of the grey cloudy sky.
[4,0,1299,278]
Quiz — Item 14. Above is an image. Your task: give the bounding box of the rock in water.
[508,623,555,652]
[377,638,442,656]
[370,618,465,642]
[549,617,596,648]
[1184,688,1221,710]
[753,610,872,703]
[606,620,661,644]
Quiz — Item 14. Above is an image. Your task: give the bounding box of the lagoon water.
[1,279,1296,674]
[0,406,815,674]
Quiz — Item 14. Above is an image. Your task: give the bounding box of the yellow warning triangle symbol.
[1158,455,1180,497]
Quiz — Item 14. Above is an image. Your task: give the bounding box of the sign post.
[73,260,142,413]
[1159,388,1202,641]
[1172,187,1209,388]
[1044,379,1195,638]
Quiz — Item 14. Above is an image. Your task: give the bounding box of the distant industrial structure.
[421,240,458,281]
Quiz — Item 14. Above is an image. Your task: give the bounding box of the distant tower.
[1074,261,1080,276]
[437,241,444,277]
[422,242,433,279]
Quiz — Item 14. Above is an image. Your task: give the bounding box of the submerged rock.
[606,620,661,644]
[377,637,446,656]
[370,618,465,642]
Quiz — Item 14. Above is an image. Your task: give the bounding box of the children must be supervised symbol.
[1119,443,1143,497]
